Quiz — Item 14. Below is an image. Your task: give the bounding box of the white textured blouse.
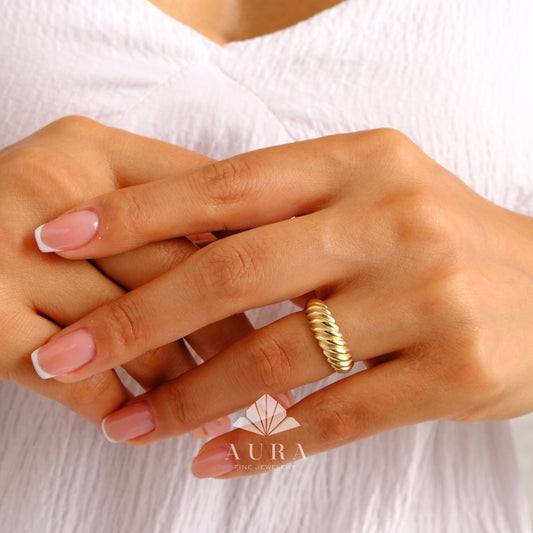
[0,1,532,531]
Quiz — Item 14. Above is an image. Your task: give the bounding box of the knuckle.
[450,336,504,400]
[384,190,463,270]
[197,239,260,301]
[165,384,198,430]
[68,372,116,408]
[108,187,149,242]
[46,115,103,138]
[150,240,195,271]
[104,297,143,352]
[127,346,169,383]
[360,128,418,165]
[247,334,293,391]
[201,156,253,209]
[3,146,64,185]
[312,393,359,445]
[1,116,102,182]
[1,145,95,207]
[403,192,456,240]
[423,280,505,406]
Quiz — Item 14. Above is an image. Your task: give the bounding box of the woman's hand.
[0,116,252,432]
[32,129,533,476]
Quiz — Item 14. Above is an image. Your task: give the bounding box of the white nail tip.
[30,348,55,380]
[101,419,120,443]
[34,224,61,253]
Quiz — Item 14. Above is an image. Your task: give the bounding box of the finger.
[121,341,195,390]
[99,289,420,443]
[34,134,357,258]
[32,199,414,382]
[102,124,213,187]
[6,309,130,427]
[28,256,124,326]
[94,237,256,362]
[30,213,349,381]
[190,358,445,478]
[94,237,255,388]
[91,243,197,388]
[19,247,192,389]
[96,235,254,437]
[186,314,255,361]
[92,239,196,290]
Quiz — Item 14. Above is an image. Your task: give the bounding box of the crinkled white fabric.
[0,1,532,532]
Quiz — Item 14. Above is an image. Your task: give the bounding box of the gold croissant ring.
[305,298,354,373]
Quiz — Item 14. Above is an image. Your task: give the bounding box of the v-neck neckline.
[135,0,350,53]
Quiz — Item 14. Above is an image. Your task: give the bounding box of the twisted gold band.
[305,298,354,373]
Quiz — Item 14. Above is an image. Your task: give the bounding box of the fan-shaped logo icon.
[233,394,300,436]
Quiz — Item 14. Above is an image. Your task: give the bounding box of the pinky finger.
[190,359,443,478]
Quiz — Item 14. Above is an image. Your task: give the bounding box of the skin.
[0,116,254,428]
[148,0,344,45]
[38,126,533,477]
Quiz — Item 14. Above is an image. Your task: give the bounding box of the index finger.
[33,133,364,257]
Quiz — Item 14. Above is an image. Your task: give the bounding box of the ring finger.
[100,289,421,443]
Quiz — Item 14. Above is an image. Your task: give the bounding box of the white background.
[512,416,533,521]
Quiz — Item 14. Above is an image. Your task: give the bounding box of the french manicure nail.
[191,446,236,478]
[35,210,99,252]
[101,401,156,443]
[189,417,232,439]
[31,328,96,379]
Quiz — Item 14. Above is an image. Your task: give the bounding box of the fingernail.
[31,328,95,379]
[101,401,155,443]
[35,210,99,252]
[276,391,295,408]
[191,446,236,478]
[189,416,232,439]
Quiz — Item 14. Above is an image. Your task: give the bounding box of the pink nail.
[101,401,155,443]
[35,210,99,252]
[189,416,232,439]
[191,446,236,478]
[31,328,95,379]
